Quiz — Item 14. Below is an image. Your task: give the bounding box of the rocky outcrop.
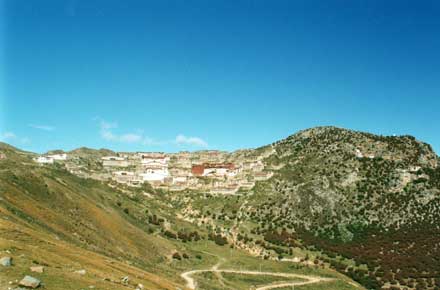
[30,266,44,273]
[18,276,41,288]
[0,256,12,267]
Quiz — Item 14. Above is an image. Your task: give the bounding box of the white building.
[253,171,273,181]
[172,175,188,184]
[239,181,255,190]
[139,168,169,182]
[139,153,170,165]
[34,153,68,164]
[354,148,364,158]
[48,153,67,161]
[139,153,170,182]
[102,156,129,167]
[35,156,54,164]
[112,171,134,183]
[112,171,143,186]
[192,163,240,178]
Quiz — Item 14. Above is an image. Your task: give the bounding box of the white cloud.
[29,124,55,131]
[100,120,117,130]
[2,132,16,139]
[96,118,208,148]
[99,120,144,144]
[100,129,116,141]
[141,137,164,146]
[0,131,30,144]
[120,133,143,143]
[175,134,208,147]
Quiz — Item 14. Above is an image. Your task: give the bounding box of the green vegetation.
[2,126,439,289]
[168,127,440,289]
[0,139,360,290]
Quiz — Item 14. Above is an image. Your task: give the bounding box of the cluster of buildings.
[103,150,272,194]
[105,152,171,187]
[191,163,238,177]
[33,149,273,195]
[34,153,68,164]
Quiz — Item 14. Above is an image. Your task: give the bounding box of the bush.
[164,230,177,239]
[172,252,181,260]
[209,233,228,246]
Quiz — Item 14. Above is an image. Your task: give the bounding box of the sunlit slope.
[0,218,176,290]
[0,145,180,289]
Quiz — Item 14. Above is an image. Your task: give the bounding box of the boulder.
[18,276,41,288]
[121,276,129,284]
[0,256,12,267]
[30,266,44,273]
[74,269,86,275]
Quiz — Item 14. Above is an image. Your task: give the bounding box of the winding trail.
[181,264,333,290]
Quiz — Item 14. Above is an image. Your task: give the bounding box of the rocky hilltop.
[259,127,440,288]
[265,126,439,232]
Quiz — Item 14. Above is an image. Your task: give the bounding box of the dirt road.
[181,266,333,289]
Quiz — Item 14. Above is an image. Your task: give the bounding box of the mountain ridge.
[31,126,439,160]
[1,126,439,289]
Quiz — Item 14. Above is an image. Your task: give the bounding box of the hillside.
[254,127,440,288]
[0,146,181,289]
[0,140,359,290]
[1,127,439,289]
[172,127,440,289]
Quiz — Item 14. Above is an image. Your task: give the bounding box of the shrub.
[209,233,228,246]
[164,230,177,239]
[172,252,181,260]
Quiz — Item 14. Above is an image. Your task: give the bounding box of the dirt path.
[180,252,227,289]
[180,267,333,290]
[254,274,331,290]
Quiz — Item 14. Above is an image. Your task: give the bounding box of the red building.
[191,164,205,176]
[191,163,235,176]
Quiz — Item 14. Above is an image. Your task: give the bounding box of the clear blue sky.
[1,0,439,154]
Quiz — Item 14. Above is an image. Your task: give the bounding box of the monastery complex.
[34,149,274,194]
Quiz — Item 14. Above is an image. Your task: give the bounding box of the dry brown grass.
[0,215,180,289]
